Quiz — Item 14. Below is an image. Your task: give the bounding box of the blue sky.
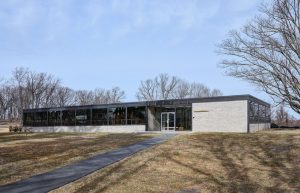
[1,0,290,115]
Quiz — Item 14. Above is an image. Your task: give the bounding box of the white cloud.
[0,0,262,43]
[0,0,39,32]
[100,0,222,42]
[43,0,73,41]
[82,0,106,27]
[224,0,261,12]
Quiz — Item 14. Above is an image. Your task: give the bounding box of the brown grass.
[0,132,155,185]
[52,130,300,193]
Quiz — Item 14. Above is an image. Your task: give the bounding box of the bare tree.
[189,83,211,98]
[137,74,223,101]
[271,104,300,126]
[107,87,125,103]
[93,88,108,104]
[11,67,29,118]
[25,71,60,109]
[172,79,190,99]
[155,74,180,100]
[0,67,126,120]
[75,90,94,105]
[210,89,223,97]
[41,76,60,107]
[53,86,75,107]
[0,85,14,120]
[93,87,125,104]
[274,104,290,125]
[136,74,181,101]
[218,0,300,113]
[136,79,158,101]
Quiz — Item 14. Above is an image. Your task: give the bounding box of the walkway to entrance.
[0,133,176,193]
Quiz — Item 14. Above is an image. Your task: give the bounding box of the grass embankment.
[0,132,155,185]
[52,130,300,193]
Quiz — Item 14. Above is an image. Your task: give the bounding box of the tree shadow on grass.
[73,133,300,193]
[186,134,300,193]
[166,135,260,193]
[250,135,300,192]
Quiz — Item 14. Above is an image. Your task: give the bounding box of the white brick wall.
[192,100,248,132]
[23,125,146,133]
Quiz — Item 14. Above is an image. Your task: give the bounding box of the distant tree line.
[0,68,222,120]
[136,73,222,101]
[272,104,300,128]
[0,67,125,120]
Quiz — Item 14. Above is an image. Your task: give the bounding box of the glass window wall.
[127,107,146,124]
[108,107,126,125]
[176,107,192,131]
[34,112,48,126]
[62,110,75,126]
[76,109,91,126]
[249,101,270,123]
[23,112,35,126]
[48,110,61,126]
[92,108,108,125]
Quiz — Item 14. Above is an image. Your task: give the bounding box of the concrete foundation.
[24,125,146,133]
[249,123,270,132]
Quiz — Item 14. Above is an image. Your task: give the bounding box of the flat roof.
[23,94,270,113]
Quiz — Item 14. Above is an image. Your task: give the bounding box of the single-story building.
[23,95,271,133]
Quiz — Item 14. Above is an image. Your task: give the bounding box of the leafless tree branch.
[218,0,300,113]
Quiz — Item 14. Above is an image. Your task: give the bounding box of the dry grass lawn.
[0,132,155,185]
[52,130,300,193]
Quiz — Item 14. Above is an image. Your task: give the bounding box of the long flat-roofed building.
[23,95,271,133]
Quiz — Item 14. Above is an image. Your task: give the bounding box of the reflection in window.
[92,108,107,125]
[127,107,146,124]
[108,107,126,125]
[259,105,266,122]
[23,112,35,126]
[176,107,192,131]
[249,101,270,124]
[76,109,91,126]
[62,110,75,126]
[35,112,48,126]
[48,110,61,126]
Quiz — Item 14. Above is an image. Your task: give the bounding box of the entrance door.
[161,112,176,131]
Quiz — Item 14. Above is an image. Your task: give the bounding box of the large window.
[92,108,107,125]
[76,109,91,126]
[62,110,75,126]
[23,112,35,126]
[249,101,270,124]
[176,107,192,131]
[48,110,61,126]
[108,107,126,125]
[35,111,48,126]
[127,107,146,124]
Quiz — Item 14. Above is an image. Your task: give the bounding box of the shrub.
[271,123,279,128]
[9,126,13,132]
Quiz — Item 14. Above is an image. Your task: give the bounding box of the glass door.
[161,112,176,131]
